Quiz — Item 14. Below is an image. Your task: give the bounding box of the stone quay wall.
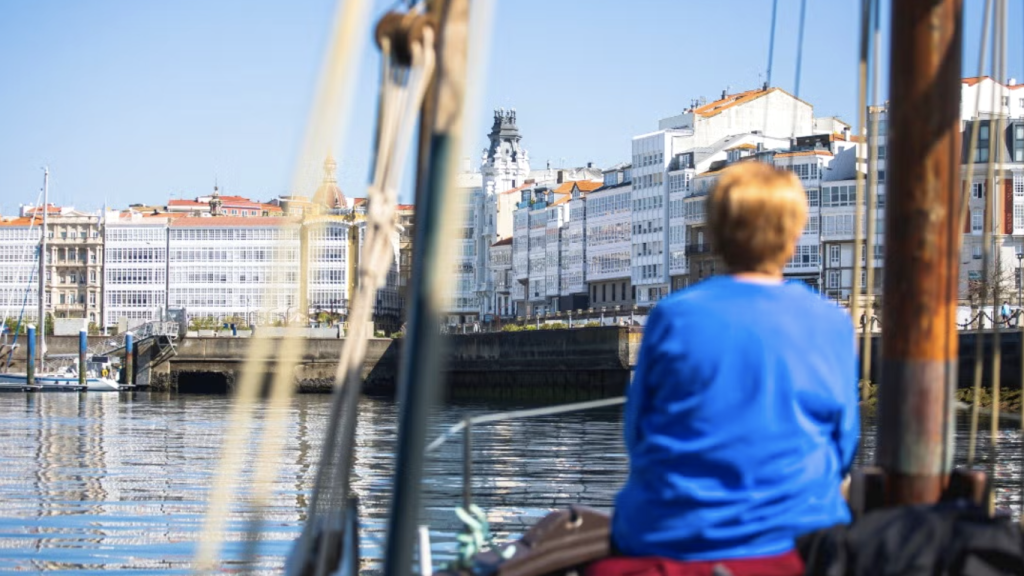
[3,327,637,399]
[8,329,1024,397]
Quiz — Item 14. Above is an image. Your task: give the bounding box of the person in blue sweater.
[607,161,859,573]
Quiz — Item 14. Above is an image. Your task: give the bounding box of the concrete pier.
[2,327,637,398]
[8,327,1022,398]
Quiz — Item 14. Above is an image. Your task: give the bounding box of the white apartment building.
[774,149,832,288]
[488,238,513,319]
[630,86,814,306]
[510,188,536,317]
[103,212,168,328]
[658,87,814,143]
[304,215,357,320]
[0,217,41,326]
[586,165,633,307]
[451,109,603,325]
[168,216,301,324]
[19,206,106,326]
[448,188,479,325]
[559,181,600,311]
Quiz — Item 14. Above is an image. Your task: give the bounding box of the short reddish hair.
[707,162,807,274]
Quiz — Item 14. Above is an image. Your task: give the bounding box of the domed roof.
[312,154,347,209]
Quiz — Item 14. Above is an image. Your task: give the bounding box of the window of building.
[602,285,607,301]
[972,212,983,233]
[592,285,597,301]
[973,244,982,259]
[59,293,65,305]
[827,270,840,289]
[1014,124,1024,163]
[829,245,840,266]
[976,123,991,162]
[973,181,986,199]
[89,293,96,306]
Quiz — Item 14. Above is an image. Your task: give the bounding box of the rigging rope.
[985,0,1009,515]
[765,0,778,89]
[851,0,870,466]
[860,0,882,450]
[790,0,808,138]
[966,0,995,468]
[288,12,436,576]
[192,0,373,571]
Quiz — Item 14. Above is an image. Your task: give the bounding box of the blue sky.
[0,0,1015,212]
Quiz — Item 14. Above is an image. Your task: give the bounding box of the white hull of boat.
[0,373,126,391]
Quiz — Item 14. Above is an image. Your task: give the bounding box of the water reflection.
[0,394,1019,573]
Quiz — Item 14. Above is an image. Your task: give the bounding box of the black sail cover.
[798,502,1024,576]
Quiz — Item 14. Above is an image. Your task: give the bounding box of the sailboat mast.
[876,0,962,505]
[37,168,48,372]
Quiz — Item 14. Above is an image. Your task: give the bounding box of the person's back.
[607,162,859,568]
[613,276,857,560]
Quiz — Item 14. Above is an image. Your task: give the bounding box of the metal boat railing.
[426,397,627,509]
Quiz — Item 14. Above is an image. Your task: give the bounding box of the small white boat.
[0,372,82,391]
[0,354,126,392]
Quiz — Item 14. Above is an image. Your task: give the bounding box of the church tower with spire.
[470,109,531,321]
[481,108,530,198]
[312,153,347,212]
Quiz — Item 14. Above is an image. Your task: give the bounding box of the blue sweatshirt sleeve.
[836,325,860,476]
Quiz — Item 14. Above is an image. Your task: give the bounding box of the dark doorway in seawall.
[177,372,230,394]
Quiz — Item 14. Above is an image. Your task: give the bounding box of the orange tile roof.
[962,76,989,86]
[0,216,40,227]
[726,143,758,151]
[23,205,61,215]
[396,204,414,210]
[574,181,603,192]
[500,182,534,195]
[170,216,295,227]
[775,150,834,158]
[168,199,207,207]
[491,237,513,247]
[143,212,186,219]
[220,196,261,207]
[693,87,813,119]
[549,193,572,206]
[261,203,284,213]
[553,180,603,195]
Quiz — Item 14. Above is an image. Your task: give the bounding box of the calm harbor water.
[0,392,1019,573]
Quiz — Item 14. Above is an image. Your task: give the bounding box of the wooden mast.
[877,0,963,505]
